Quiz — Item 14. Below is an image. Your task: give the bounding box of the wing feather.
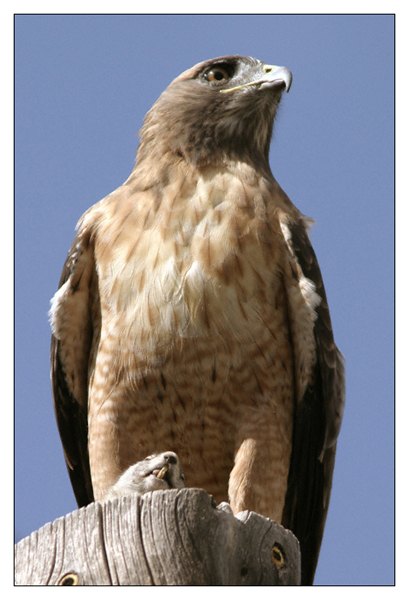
[281,216,345,584]
[50,225,98,507]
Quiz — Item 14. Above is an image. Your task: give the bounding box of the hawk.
[50,55,345,584]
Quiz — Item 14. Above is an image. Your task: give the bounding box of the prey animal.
[106,451,185,498]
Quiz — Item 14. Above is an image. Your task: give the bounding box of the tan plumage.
[50,56,344,584]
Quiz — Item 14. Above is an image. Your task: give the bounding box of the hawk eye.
[204,66,231,83]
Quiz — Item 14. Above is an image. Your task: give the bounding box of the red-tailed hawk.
[50,55,345,584]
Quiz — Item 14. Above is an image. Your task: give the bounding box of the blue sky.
[14,14,394,585]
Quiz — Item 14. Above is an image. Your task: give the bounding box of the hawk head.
[137,55,292,171]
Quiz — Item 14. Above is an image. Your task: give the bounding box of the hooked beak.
[220,64,292,94]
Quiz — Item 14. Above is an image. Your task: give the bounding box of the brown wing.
[50,224,98,507]
[281,217,345,585]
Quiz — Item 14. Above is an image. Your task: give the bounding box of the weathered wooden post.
[15,488,301,585]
